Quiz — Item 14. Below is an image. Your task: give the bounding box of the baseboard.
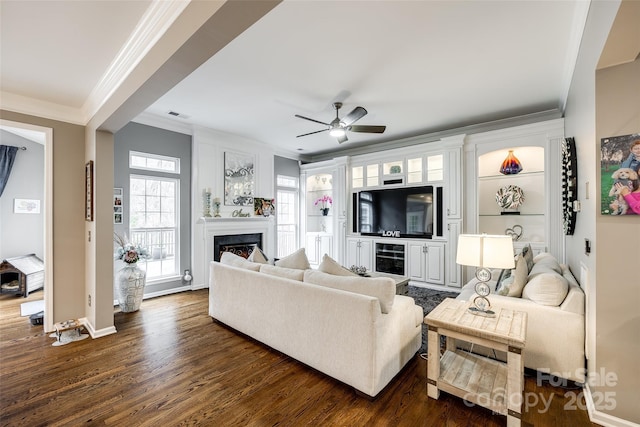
[79,317,117,339]
[584,383,639,427]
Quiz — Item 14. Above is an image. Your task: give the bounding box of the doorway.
[0,119,53,332]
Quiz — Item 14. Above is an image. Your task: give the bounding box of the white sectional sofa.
[457,248,586,382]
[208,251,423,397]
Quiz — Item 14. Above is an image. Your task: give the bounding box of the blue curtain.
[0,145,19,197]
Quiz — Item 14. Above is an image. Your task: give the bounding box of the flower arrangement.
[314,195,333,210]
[114,232,150,264]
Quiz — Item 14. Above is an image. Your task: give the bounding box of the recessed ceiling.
[1,1,588,157]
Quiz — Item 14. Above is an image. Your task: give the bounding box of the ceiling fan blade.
[336,134,348,144]
[296,129,328,138]
[294,114,330,126]
[349,125,386,134]
[340,106,367,126]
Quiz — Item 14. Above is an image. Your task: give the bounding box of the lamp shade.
[456,234,515,269]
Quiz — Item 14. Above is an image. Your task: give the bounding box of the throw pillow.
[494,268,513,295]
[521,244,534,273]
[219,252,261,271]
[318,254,358,276]
[533,252,555,263]
[303,270,395,313]
[275,248,311,270]
[247,247,268,264]
[498,255,528,297]
[522,272,569,306]
[259,264,304,281]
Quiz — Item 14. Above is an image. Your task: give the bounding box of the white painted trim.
[79,317,117,339]
[0,92,84,125]
[584,383,639,427]
[82,1,190,122]
[0,119,54,333]
[132,111,194,136]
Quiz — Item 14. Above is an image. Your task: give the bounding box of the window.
[276,175,299,258]
[130,150,180,174]
[129,174,179,279]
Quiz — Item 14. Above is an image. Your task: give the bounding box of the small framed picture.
[114,187,123,224]
[85,161,94,221]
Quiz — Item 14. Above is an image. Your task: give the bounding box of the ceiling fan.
[295,102,386,144]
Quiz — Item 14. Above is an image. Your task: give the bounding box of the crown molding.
[0,91,85,125]
[132,111,194,135]
[82,0,190,123]
[559,0,591,113]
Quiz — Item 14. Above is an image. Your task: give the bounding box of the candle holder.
[213,198,221,217]
[202,190,212,217]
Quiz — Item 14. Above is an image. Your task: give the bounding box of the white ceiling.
[1,1,589,157]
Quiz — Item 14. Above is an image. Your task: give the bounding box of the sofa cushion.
[275,248,311,270]
[220,252,262,271]
[247,247,269,264]
[497,255,528,297]
[303,270,395,313]
[522,272,569,306]
[318,254,358,277]
[259,264,304,281]
[530,256,562,275]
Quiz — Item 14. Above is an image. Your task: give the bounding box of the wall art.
[114,188,123,224]
[600,133,640,215]
[224,151,255,207]
[85,160,94,221]
[14,198,40,214]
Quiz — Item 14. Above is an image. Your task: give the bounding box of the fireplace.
[213,233,263,262]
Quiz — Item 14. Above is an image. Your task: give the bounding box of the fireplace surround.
[213,233,262,262]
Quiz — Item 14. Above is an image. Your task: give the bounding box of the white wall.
[0,130,44,259]
[191,127,276,288]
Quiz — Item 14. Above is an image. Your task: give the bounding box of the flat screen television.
[353,185,443,238]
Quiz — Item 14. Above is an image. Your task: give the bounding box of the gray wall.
[114,122,192,294]
[274,155,299,178]
[0,130,44,260]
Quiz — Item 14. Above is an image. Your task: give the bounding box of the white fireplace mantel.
[193,216,276,288]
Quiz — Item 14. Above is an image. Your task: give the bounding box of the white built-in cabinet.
[407,241,445,284]
[306,233,333,265]
[345,238,373,271]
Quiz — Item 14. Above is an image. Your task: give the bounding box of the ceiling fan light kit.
[295,102,386,144]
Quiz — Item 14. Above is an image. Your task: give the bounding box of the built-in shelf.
[479,170,544,180]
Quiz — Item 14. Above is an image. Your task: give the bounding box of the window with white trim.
[130,150,180,174]
[129,173,179,279]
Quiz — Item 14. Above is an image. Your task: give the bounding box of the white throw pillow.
[522,272,569,306]
[259,264,304,281]
[318,254,358,276]
[219,252,261,271]
[247,247,268,264]
[303,270,395,313]
[275,248,311,270]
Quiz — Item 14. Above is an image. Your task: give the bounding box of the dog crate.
[0,254,44,298]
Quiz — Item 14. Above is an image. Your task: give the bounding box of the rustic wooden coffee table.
[424,298,527,426]
[367,271,410,295]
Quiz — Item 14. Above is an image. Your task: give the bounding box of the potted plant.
[314,195,333,216]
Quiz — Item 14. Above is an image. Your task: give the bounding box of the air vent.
[167,111,190,119]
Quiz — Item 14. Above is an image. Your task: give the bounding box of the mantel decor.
[224,151,255,207]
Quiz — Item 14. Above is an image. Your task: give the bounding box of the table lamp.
[456,234,515,317]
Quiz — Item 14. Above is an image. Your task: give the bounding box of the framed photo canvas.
[600,133,640,215]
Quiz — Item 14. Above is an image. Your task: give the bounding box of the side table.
[424,298,527,426]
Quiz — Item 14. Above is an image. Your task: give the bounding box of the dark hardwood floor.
[0,290,598,426]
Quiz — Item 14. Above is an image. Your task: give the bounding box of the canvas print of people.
[601,133,640,215]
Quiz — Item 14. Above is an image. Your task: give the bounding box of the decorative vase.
[117,263,146,312]
[321,208,330,216]
[496,185,525,215]
[499,150,523,175]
